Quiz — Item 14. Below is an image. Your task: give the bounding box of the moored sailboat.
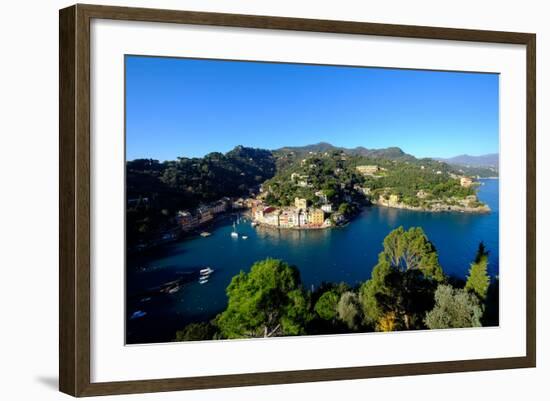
[230,221,239,238]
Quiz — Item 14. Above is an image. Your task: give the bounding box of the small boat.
[140,297,151,302]
[167,285,180,294]
[200,267,214,276]
[242,235,248,240]
[230,221,239,238]
[199,278,209,285]
[200,232,211,237]
[130,310,146,319]
[251,221,259,227]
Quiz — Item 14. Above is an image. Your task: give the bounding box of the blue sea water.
[127,179,499,343]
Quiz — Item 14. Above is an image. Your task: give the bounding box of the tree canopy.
[360,226,444,329]
[359,253,392,327]
[216,258,310,338]
[375,269,437,330]
[127,146,276,248]
[465,242,491,299]
[170,227,497,342]
[425,284,483,329]
[314,290,339,321]
[380,226,445,281]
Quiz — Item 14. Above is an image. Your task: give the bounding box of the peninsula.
[126,143,494,248]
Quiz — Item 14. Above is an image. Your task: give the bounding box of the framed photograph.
[59,4,536,397]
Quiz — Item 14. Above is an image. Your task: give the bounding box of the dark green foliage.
[338,202,352,217]
[262,153,366,210]
[482,277,499,326]
[376,270,438,330]
[306,282,354,334]
[131,146,276,205]
[126,146,276,247]
[359,254,392,327]
[360,226,444,329]
[381,226,445,281]
[171,226,496,341]
[127,143,487,250]
[266,147,456,213]
[174,322,217,342]
[216,259,310,338]
[465,242,491,299]
[274,143,413,161]
[364,159,476,203]
[425,285,483,329]
[314,290,339,321]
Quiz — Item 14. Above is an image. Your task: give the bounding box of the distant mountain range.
[272,142,498,176]
[275,142,414,161]
[435,153,499,168]
[275,142,498,168]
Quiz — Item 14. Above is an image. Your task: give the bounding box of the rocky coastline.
[372,198,491,214]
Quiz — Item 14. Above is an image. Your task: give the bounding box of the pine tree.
[216,258,310,338]
[465,242,490,299]
[360,226,445,327]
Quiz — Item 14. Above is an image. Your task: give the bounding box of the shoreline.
[371,200,491,214]
[254,221,333,231]
[252,199,491,231]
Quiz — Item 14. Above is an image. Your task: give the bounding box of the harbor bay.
[127,179,498,344]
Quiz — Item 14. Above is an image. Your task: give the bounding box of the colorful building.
[177,211,199,231]
[294,197,308,210]
[197,207,213,224]
[309,209,325,226]
[209,200,227,214]
[298,210,308,226]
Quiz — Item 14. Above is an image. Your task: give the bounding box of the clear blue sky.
[126,55,499,161]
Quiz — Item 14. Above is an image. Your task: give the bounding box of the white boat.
[251,221,259,227]
[200,231,211,237]
[242,235,248,240]
[200,267,214,276]
[199,278,209,285]
[130,310,146,319]
[167,285,180,294]
[230,221,239,238]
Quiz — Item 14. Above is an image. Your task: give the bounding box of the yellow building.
[294,197,308,209]
[309,209,325,226]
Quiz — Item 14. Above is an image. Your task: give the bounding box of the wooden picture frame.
[59,3,536,397]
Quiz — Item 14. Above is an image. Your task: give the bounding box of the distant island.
[127,143,495,249]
